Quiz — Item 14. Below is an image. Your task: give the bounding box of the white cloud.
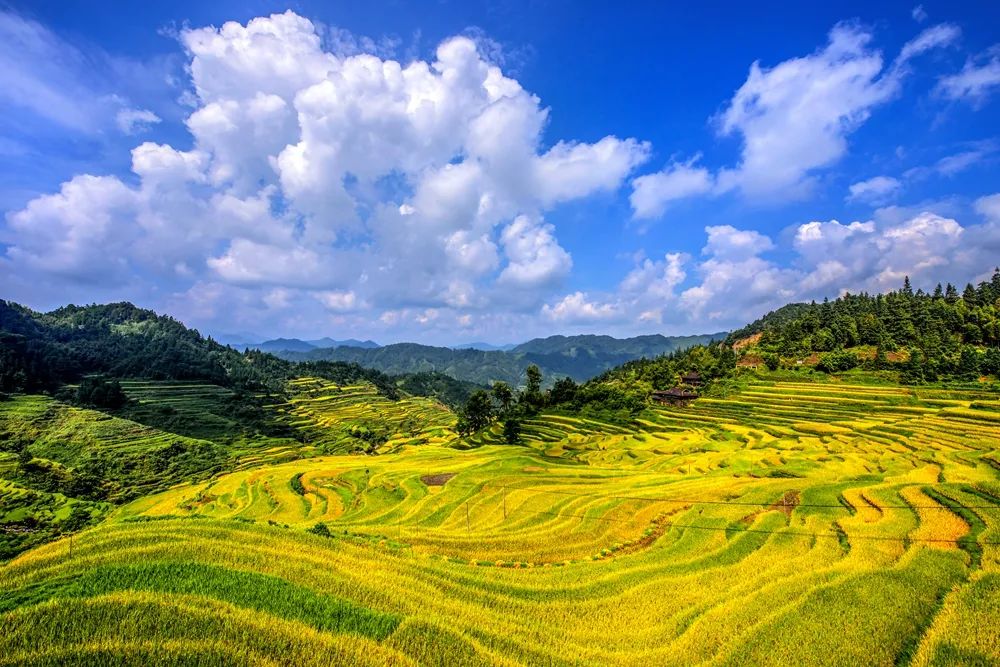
[115,107,161,134]
[535,137,651,205]
[912,5,928,23]
[847,176,902,204]
[497,215,572,289]
[315,290,361,312]
[628,22,958,216]
[630,158,714,219]
[937,46,1000,106]
[4,175,139,279]
[3,11,644,333]
[936,148,990,176]
[620,252,687,297]
[975,193,1000,222]
[903,141,998,180]
[542,292,621,323]
[714,23,899,199]
[895,23,960,65]
[702,225,774,260]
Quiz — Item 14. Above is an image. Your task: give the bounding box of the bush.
[817,350,859,373]
[308,522,331,538]
[75,376,128,409]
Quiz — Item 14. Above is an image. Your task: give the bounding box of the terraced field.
[279,377,457,454]
[2,378,999,665]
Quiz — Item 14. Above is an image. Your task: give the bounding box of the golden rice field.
[2,377,1000,665]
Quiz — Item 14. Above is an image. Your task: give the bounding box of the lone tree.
[457,390,496,435]
[503,418,522,444]
[520,365,544,412]
[491,381,514,414]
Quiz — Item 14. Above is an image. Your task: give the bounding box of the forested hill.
[727,270,1000,357]
[0,300,479,404]
[277,332,724,387]
[510,333,725,357]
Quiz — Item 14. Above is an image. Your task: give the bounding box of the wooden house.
[680,371,704,386]
[651,388,698,406]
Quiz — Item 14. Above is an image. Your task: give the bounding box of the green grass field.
[2,376,999,665]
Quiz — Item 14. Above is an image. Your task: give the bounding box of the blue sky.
[1,1,998,344]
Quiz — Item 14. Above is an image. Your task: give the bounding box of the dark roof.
[652,388,698,399]
[681,371,702,380]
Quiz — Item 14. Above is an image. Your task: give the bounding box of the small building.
[737,354,763,370]
[680,371,704,386]
[651,388,698,406]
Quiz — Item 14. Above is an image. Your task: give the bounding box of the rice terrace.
[3,1,1000,665]
[4,351,1000,665]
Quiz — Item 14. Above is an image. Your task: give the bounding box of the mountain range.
[246,337,380,353]
[272,332,726,387]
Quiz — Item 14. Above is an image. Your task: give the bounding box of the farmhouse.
[680,371,704,386]
[651,388,698,406]
[737,354,763,369]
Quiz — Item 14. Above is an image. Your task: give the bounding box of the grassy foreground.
[2,376,999,665]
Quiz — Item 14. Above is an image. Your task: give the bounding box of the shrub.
[817,350,859,373]
[308,522,331,538]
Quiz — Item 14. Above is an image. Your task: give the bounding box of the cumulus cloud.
[497,216,572,289]
[847,176,902,204]
[630,158,713,219]
[542,292,621,323]
[2,10,646,335]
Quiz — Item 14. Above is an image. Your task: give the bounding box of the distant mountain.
[451,342,517,351]
[512,333,726,357]
[251,338,318,353]
[308,337,380,349]
[246,337,381,353]
[280,332,725,386]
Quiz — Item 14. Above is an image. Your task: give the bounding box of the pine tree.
[963,283,978,306]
